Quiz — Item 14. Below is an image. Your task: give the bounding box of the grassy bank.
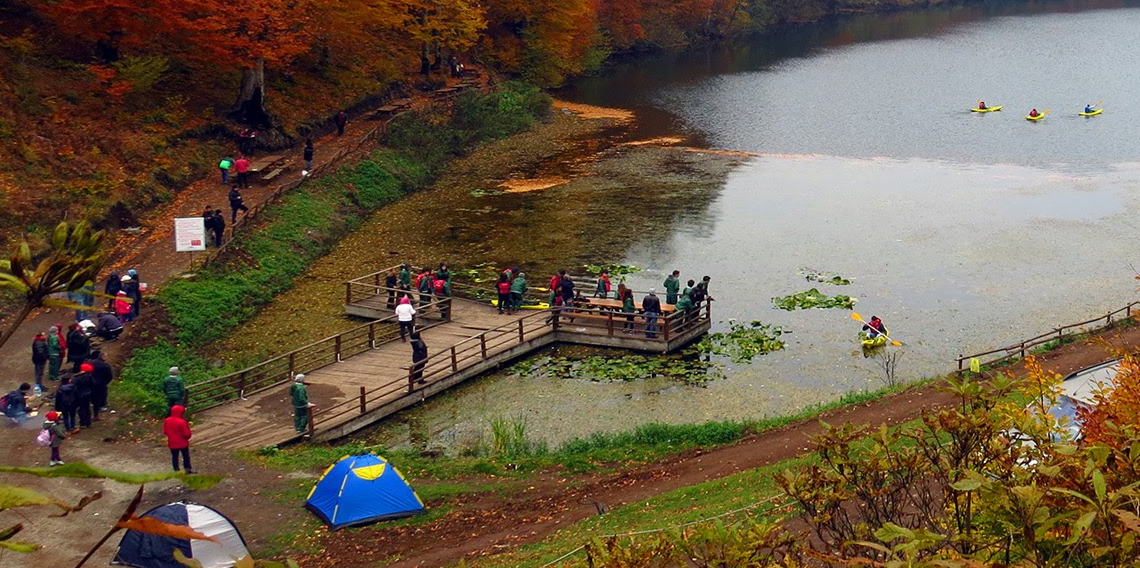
[116,83,551,414]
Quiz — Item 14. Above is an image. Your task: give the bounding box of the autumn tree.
[1078,349,1140,446]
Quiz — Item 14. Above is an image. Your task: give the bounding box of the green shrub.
[117,340,217,416]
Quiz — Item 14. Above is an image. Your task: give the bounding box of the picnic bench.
[248,154,286,173]
[576,298,676,313]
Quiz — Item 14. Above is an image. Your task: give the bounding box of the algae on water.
[772,288,857,310]
[799,268,852,285]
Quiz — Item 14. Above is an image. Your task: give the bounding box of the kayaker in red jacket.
[978,101,986,110]
[1029,109,1039,117]
[862,316,887,338]
[163,405,195,473]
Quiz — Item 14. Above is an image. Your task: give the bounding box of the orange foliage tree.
[1078,348,1140,446]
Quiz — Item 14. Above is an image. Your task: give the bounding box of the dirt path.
[301,323,1140,568]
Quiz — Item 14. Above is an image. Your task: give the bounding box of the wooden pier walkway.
[189,275,711,451]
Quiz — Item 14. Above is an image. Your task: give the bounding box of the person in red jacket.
[163,405,195,473]
[234,156,250,188]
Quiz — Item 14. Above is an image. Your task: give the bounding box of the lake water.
[366,0,1140,449]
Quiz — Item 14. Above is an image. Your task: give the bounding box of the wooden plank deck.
[192,299,540,450]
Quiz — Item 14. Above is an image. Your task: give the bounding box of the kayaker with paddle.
[1085,104,1094,114]
[1029,109,1039,118]
[862,316,887,339]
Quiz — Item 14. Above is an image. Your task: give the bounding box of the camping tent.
[306,453,425,530]
[112,501,250,568]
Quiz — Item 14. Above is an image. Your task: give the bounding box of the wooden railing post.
[407,366,416,391]
[451,346,458,372]
[480,335,488,358]
[306,406,316,438]
[359,386,366,414]
[1019,342,1026,359]
[607,311,614,337]
[957,356,963,371]
[346,283,352,305]
[335,335,342,362]
[289,353,296,375]
[518,319,525,343]
[369,323,376,348]
[238,371,247,399]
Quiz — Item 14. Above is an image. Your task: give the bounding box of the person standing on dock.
[395,296,416,342]
[497,273,511,314]
[642,288,662,339]
[548,270,564,307]
[228,186,249,223]
[291,374,314,433]
[594,271,611,299]
[509,272,527,314]
[385,270,399,310]
[663,270,681,305]
[399,264,412,297]
[417,268,434,309]
[410,333,428,384]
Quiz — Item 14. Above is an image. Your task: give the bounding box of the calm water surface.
[369,1,1140,449]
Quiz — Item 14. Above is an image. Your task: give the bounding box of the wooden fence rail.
[956,300,1140,371]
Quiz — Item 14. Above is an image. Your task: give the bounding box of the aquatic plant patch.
[694,319,788,365]
[799,268,852,285]
[772,288,857,311]
[584,263,642,283]
[513,354,722,386]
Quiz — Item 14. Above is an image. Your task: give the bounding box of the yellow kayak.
[859,331,887,348]
[1025,113,1046,121]
[970,106,1002,113]
[1079,108,1103,116]
[491,299,550,310]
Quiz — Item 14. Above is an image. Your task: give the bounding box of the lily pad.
[772,288,857,311]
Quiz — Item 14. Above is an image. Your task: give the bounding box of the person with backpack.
[73,365,95,429]
[163,405,195,473]
[218,156,234,185]
[47,325,63,382]
[125,269,142,320]
[595,271,611,299]
[55,376,78,433]
[417,269,434,309]
[41,411,67,466]
[2,383,32,422]
[548,270,564,307]
[88,350,114,417]
[66,323,90,373]
[433,276,449,319]
[31,332,48,395]
[663,270,681,305]
[163,367,186,410]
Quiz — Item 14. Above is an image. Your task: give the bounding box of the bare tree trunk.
[231,58,270,126]
[0,302,35,353]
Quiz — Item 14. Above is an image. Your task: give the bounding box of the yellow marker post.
[969,358,981,373]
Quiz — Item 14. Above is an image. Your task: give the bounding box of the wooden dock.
[189,276,711,451]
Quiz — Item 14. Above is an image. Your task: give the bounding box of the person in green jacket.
[162,367,186,410]
[47,326,63,382]
[398,264,412,296]
[436,263,451,297]
[663,270,681,305]
[291,374,313,433]
[218,156,233,185]
[620,287,636,333]
[509,272,528,314]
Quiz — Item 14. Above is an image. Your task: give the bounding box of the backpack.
[433,279,445,295]
[0,393,9,412]
[35,428,52,447]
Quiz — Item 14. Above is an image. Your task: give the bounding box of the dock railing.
[307,310,555,435]
[956,300,1140,371]
[186,312,449,411]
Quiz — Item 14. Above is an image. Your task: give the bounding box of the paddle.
[851,312,902,346]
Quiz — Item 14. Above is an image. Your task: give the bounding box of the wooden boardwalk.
[193,299,543,450]
[190,279,712,451]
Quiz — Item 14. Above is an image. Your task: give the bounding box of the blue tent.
[305,453,425,530]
